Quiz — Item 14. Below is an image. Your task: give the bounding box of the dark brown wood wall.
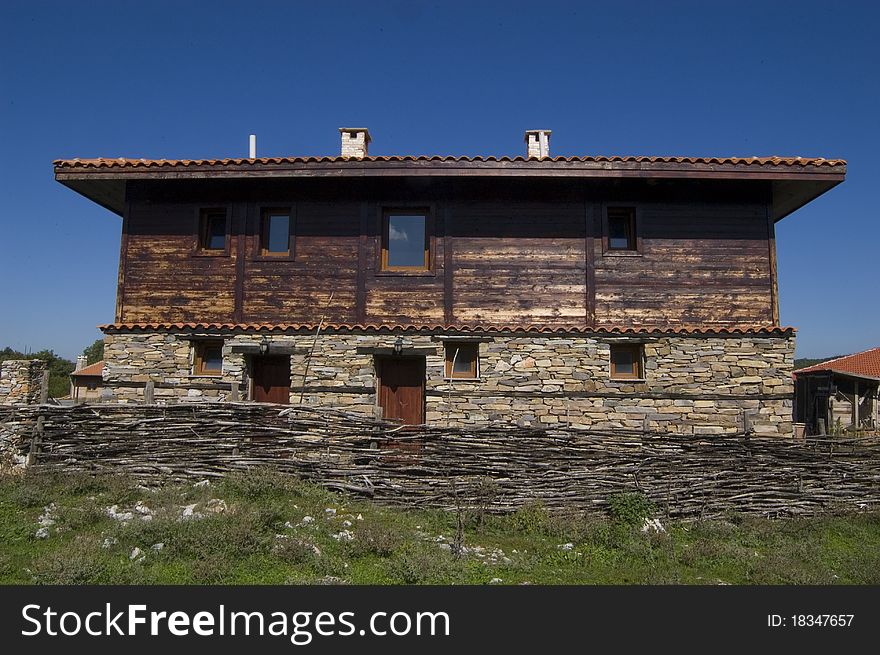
[592,202,774,327]
[117,178,776,328]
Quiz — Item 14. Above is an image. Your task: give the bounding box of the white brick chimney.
[525,129,552,159]
[339,128,371,159]
[75,355,87,371]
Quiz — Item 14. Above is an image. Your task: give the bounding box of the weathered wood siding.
[118,179,776,328]
[124,200,237,323]
[593,202,774,327]
[449,202,586,325]
[243,201,360,324]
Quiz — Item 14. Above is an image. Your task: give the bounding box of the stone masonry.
[101,329,795,436]
[0,359,47,405]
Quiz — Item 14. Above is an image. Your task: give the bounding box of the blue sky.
[1,1,877,360]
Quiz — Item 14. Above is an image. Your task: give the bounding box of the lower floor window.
[610,344,644,380]
[445,342,479,379]
[193,340,224,376]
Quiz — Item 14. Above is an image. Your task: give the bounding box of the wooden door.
[377,357,425,425]
[252,356,291,404]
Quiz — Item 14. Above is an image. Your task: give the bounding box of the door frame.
[375,355,426,425]
[249,354,292,404]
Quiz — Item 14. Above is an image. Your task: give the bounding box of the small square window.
[193,340,224,376]
[445,342,479,379]
[199,209,227,251]
[610,344,643,380]
[607,207,636,251]
[382,211,430,271]
[261,209,291,255]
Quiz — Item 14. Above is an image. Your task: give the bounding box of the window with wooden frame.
[610,344,644,380]
[445,342,479,379]
[606,207,637,251]
[259,208,292,256]
[381,210,430,271]
[192,340,224,376]
[198,209,228,252]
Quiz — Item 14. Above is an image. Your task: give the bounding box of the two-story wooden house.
[54,129,845,435]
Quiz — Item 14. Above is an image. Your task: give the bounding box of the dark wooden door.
[252,356,291,404]
[377,357,425,425]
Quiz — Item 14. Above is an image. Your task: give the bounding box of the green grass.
[1,469,878,585]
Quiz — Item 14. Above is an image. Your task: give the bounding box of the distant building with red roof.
[69,357,105,403]
[793,347,879,434]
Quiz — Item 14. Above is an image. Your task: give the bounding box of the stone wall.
[102,329,795,436]
[0,359,47,405]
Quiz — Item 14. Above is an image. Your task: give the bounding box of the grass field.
[1,469,878,585]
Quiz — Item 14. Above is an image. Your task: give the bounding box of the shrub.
[221,468,300,500]
[387,543,455,584]
[509,501,551,534]
[347,521,404,557]
[188,555,233,584]
[30,536,113,584]
[607,492,656,525]
[273,537,321,565]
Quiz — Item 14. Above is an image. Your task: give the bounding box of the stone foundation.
[0,359,47,405]
[101,329,795,436]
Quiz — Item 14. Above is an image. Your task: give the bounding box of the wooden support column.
[584,200,598,328]
[356,202,368,324]
[233,201,248,323]
[767,203,780,325]
[854,379,860,428]
[443,204,454,325]
[115,197,131,323]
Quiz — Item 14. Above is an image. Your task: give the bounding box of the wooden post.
[853,380,860,429]
[144,380,155,405]
[818,418,826,435]
[230,382,240,402]
[39,370,49,405]
[741,408,753,436]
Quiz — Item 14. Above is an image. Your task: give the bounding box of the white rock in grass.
[558,543,574,551]
[150,543,164,552]
[102,537,118,550]
[37,504,56,527]
[129,547,145,562]
[342,520,352,528]
[331,530,354,542]
[489,578,503,584]
[640,518,666,534]
[205,499,227,514]
[34,527,49,539]
[299,516,315,526]
[193,480,210,488]
[180,504,203,520]
[324,508,337,518]
[106,505,134,522]
[356,514,363,521]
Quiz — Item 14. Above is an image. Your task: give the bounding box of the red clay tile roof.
[70,361,104,377]
[54,155,845,169]
[99,323,794,336]
[793,347,880,380]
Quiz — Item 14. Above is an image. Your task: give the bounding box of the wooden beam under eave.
[54,163,847,182]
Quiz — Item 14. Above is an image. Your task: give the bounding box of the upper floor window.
[606,207,637,251]
[193,340,223,376]
[260,209,291,256]
[382,210,430,271]
[445,342,479,379]
[199,209,227,252]
[610,344,644,380]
